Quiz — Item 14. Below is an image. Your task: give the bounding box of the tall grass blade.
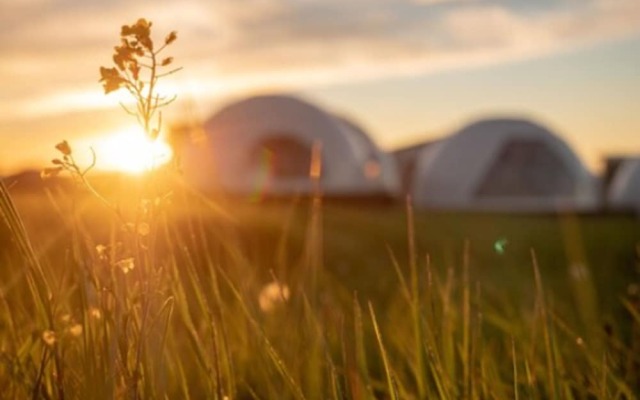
[368,301,399,400]
[0,181,52,322]
[512,337,519,400]
[462,240,471,400]
[531,249,558,399]
[329,358,342,400]
[560,214,600,346]
[406,196,427,398]
[217,267,307,400]
[441,266,456,392]
[353,296,375,400]
[1,180,65,398]
[306,140,324,307]
[386,245,411,303]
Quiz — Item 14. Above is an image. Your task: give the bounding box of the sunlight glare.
[92,127,173,174]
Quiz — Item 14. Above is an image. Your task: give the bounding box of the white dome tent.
[410,118,600,212]
[335,116,400,196]
[607,158,640,213]
[181,94,399,198]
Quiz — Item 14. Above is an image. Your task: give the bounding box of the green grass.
[1,183,639,399]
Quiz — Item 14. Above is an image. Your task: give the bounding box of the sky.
[1,0,639,174]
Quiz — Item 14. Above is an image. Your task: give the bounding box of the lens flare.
[494,238,508,255]
[83,127,173,174]
[249,149,273,203]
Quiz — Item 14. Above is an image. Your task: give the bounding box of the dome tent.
[181,94,399,198]
[393,140,441,195]
[335,116,400,196]
[410,118,600,212]
[607,158,640,213]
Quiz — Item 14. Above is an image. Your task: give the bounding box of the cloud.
[2,0,640,119]
[204,0,640,72]
[178,0,640,103]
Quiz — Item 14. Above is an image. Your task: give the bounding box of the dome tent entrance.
[181,94,399,198]
[410,119,600,212]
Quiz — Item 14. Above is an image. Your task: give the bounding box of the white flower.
[115,257,135,274]
[42,330,56,346]
[137,223,150,236]
[68,324,83,337]
[96,244,108,260]
[89,307,102,320]
[569,263,589,281]
[259,282,291,312]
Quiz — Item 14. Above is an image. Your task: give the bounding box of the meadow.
[1,17,639,399]
[1,178,639,399]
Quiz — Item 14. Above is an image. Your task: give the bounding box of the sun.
[89,127,173,175]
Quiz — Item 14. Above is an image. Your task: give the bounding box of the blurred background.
[1,0,639,175]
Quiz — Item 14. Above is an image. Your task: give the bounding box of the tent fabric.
[335,116,400,196]
[608,159,640,212]
[181,94,400,197]
[410,119,600,211]
[393,141,440,195]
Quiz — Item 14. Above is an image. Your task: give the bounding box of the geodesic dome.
[181,94,399,198]
[410,118,600,212]
[607,158,640,213]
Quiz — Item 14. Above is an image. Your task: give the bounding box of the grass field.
[1,181,639,399]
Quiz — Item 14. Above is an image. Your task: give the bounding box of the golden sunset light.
[2,3,640,399]
[82,127,173,175]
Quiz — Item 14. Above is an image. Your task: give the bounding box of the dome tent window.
[250,135,313,179]
[475,139,575,198]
